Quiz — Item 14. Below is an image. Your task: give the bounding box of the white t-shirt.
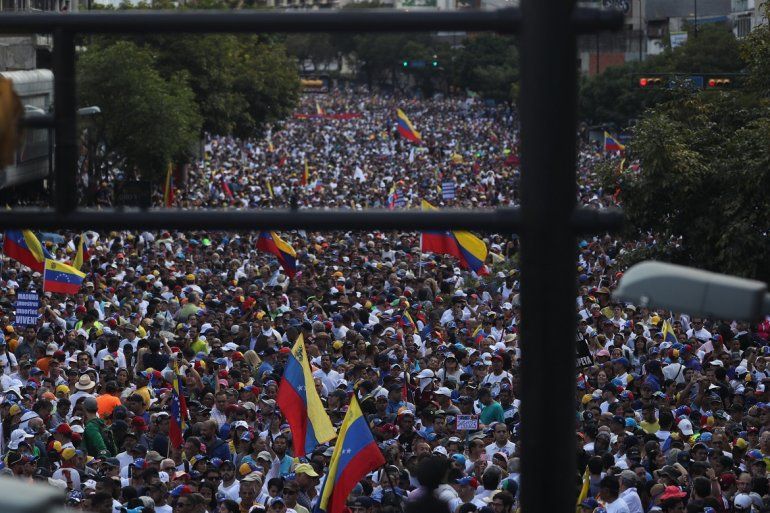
[219,480,241,501]
[606,497,631,513]
[485,440,516,458]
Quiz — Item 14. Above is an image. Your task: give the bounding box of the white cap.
[677,418,694,436]
[7,428,34,450]
[435,387,452,397]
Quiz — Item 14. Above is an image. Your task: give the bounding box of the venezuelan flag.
[43,259,86,295]
[256,231,297,278]
[163,162,175,207]
[396,108,422,144]
[169,361,189,448]
[661,320,678,344]
[277,334,336,456]
[604,131,625,152]
[420,200,489,275]
[576,466,590,512]
[72,233,89,271]
[472,325,487,346]
[317,394,385,513]
[316,101,325,116]
[301,159,310,187]
[400,310,415,329]
[3,230,51,273]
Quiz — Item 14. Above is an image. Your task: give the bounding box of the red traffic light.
[707,78,731,88]
[638,77,663,88]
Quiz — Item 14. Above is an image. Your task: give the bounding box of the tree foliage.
[601,38,770,282]
[78,41,202,180]
[148,34,300,138]
[453,34,519,102]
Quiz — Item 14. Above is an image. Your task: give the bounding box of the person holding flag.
[276,334,336,456]
[316,392,385,513]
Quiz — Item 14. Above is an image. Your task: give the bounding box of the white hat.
[46,343,58,356]
[75,375,96,391]
[435,387,452,398]
[734,494,753,510]
[433,446,448,456]
[677,418,694,436]
[223,342,238,352]
[502,302,513,310]
[416,369,434,380]
[7,428,34,450]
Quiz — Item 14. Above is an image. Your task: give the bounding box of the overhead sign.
[14,291,39,326]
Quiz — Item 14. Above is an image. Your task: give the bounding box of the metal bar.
[518,3,578,513]
[0,7,621,35]
[571,207,623,233]
[53,29,77,214]
[21,114,55,129]
[0,207,622,232]
[0,208,520,231]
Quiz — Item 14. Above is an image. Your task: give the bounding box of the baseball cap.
[294,463,319,477]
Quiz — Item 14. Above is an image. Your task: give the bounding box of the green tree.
[78,41,202,180]
[146,34,299,137]
[602,89,770,282]
[453,34,518,102]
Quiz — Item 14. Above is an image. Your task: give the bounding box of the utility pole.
[694,0,698,36]
[638,0,643,61]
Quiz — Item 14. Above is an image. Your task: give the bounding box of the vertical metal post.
[53,29,77,214]
[519,1,578,513]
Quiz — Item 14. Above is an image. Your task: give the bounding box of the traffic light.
[639,77,664,87]
[707,78,731,88]
[402,61,409,68]
[432,60,438,67]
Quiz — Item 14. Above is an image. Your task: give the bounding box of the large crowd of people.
[1,91,767,513]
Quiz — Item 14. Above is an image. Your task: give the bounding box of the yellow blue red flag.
[277,334,336,455]
[316,394,385,513]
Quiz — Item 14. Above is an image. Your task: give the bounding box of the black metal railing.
[1,6,623,512]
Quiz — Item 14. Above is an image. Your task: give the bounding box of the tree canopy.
[78,41,202,180]
[600,17,770,283]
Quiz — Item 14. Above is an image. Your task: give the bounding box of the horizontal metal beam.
[0,207,622,233]
[0,8,622,35]
[21,114,54,129]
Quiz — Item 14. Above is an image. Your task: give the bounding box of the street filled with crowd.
[1,92,767,513]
